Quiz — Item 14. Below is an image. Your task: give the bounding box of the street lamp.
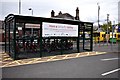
[28,8,33,15]
[28,8,33,35]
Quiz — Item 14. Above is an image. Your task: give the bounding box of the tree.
[101,23,107,31]
[101,21,112,32]
[118,23,120,26]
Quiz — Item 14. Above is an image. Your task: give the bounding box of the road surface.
[2,52,119,78]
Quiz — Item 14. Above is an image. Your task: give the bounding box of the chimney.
[75,7,80,20]
[51,10,55,17]
[58,11,62,15]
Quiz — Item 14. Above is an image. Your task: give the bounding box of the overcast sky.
[0,0,119,25]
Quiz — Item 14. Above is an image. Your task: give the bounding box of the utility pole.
[97,3,100,46]
[107,14,109,46]
[112,21,115,46]
[19,0,21,14]
[97,3,100,28]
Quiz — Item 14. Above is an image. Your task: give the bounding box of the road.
[2,52,119,78]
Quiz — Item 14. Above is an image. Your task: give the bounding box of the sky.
[0,0,120,25]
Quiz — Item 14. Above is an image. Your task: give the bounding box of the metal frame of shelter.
[4,14,93,60]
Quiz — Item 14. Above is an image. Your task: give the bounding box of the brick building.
[51,7,80,20]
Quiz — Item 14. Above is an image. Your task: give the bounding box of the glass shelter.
[4,14,93,60]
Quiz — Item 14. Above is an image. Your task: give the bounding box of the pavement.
[93,42,119,52]
[1,42,120,68]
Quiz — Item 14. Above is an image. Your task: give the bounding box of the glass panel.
[16,23,40,59]
[83,23,92,51]
[63,38,77,54]
[84,31,91,50]
[41,38,77,57]
[79,25,84,52]
[9,21,14,57]
[16,23,24,59]
[42,38,61,57]
[6,23,9,53]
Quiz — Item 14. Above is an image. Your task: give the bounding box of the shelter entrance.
[4,14,93,60]
[83,24,93,51]
[79,23,93,51]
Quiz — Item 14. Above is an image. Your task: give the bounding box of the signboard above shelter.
[25,23,40,28]
[42,22,78,37]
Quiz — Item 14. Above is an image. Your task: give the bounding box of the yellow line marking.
[97,52,107,54]
[76,53,80,57]
[47,56,56,61]
[87,52,90,55]
[33,58,42,62]
[2,51,110,67]
[2,61,17,67]
[27,58,41,64]
[96,52,98,54]
[52,58,61,60]
[14,61,22,65]
[3,58,12,61]
[24,60,34,64]
[63,55,68,59]
[100,52,107,54]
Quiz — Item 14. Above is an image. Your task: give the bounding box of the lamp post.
[28,8,33,35]
[29,8,33,15]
